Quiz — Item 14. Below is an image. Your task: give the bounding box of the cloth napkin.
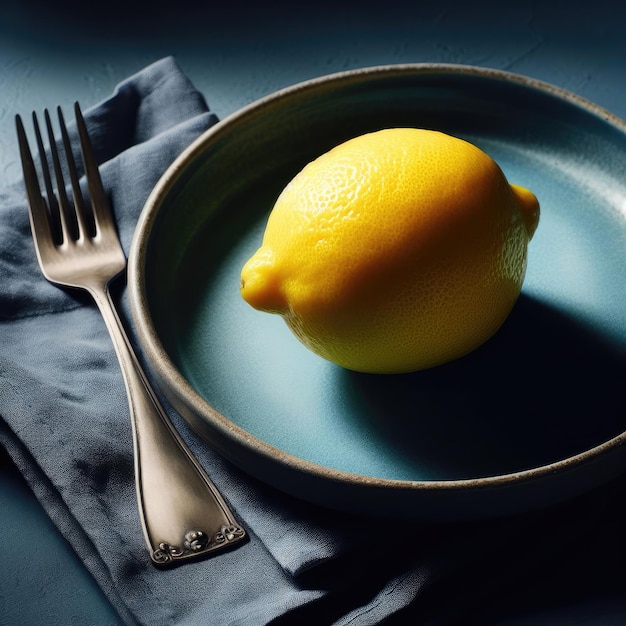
[1,57,625,626]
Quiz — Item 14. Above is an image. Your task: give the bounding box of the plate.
[128,64,626,520]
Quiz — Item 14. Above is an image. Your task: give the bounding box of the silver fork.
[16,103,246,567]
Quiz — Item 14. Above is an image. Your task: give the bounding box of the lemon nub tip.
[240,251,285,313]
[510,184,540,239]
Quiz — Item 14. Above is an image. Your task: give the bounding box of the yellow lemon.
[240,128,539,374]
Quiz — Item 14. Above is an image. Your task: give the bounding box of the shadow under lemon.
[335,294,626,480]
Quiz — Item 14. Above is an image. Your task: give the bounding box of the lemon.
[240,128,539,374]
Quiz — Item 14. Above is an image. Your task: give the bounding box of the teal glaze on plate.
[131,65,626,518]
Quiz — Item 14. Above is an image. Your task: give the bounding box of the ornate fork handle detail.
[152,525,246,565]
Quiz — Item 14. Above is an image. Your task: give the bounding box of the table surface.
[1,1,625,624]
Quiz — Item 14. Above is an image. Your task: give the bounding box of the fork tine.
[74,102,116,237]
[44,109,79,243]
[31,112,64,244]
[56,106,96,240]
[15,114,56,248]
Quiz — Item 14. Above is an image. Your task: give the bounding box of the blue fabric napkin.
[2,56,626,625]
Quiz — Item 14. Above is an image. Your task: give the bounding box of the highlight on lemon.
[240,128,540,374]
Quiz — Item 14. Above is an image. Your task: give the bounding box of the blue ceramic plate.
[129,65,626,520]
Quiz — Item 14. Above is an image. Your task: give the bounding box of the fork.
[16,103,246,567]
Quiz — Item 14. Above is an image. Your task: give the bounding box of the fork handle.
[90,284,246,566]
